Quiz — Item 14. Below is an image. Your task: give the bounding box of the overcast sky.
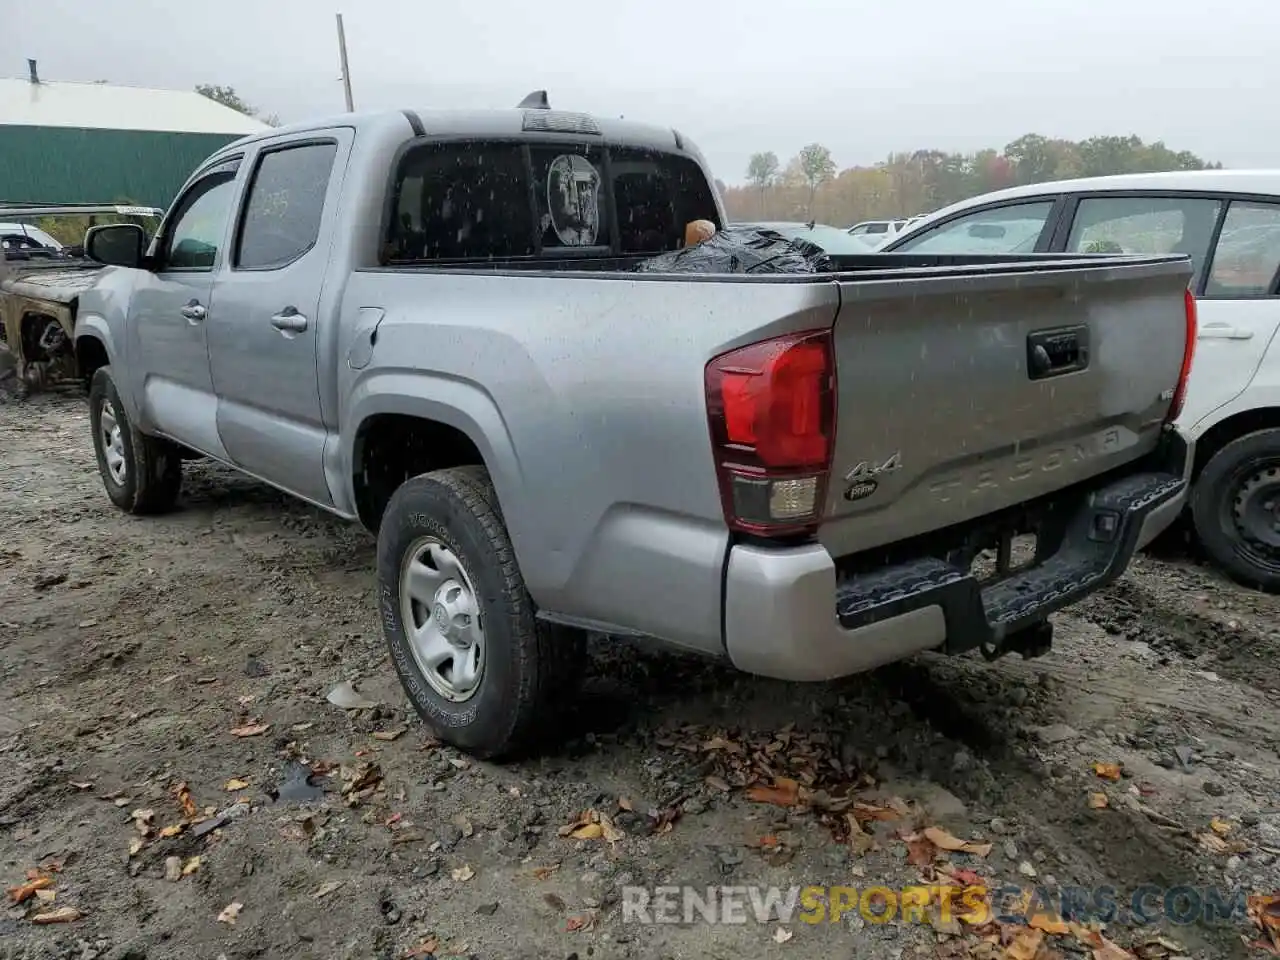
[5,0,1278,183]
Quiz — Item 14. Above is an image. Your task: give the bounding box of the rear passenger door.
[207,131,350,506]
[1052,192,1280,429]
[1187,199,1280,427]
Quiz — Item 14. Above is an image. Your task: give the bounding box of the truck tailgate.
[819,255,1193,557]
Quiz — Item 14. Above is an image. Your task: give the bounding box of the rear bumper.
[723,433,1190,682]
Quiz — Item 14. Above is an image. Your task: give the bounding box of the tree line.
[727,135,1220,226]
[196,84,282,128]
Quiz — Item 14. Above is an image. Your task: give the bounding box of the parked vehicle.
[846,218,911,247]
[0,204,163,392]
[884,171,1280,592]
[0,222,63,256]
[76,99,1195,757]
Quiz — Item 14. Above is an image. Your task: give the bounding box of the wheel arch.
[345,378,524,539]
[1192,406,1280,479]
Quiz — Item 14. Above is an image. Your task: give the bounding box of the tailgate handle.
[1027,325,1089,380]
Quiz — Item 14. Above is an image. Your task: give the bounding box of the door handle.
[270,308,309,334]
[1198,324,1253,340]
[180,300,206,323]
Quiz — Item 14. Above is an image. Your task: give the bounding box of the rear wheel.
[89,367,183,514]
[1191,428,1280,593]
[377,465,584,758]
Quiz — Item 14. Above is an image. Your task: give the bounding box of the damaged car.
[0,204,163,394]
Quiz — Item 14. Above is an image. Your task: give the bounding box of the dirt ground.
[1,388,1278,960]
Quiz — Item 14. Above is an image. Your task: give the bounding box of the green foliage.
[746,151,781,189]
[32,199,157,248]
[725,133,1217,225]
[195,84,256,116]
[196,84,281,127]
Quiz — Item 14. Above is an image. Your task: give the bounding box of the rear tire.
[1191,427,1280,593]
[377,465,585,759]
[89,366,183,515]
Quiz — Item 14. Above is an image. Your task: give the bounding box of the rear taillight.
[1168,288,1197,422]
[704,330,835,537]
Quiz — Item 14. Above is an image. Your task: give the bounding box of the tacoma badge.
[842,452,902,501]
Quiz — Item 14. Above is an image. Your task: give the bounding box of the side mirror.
[85,223,146,268]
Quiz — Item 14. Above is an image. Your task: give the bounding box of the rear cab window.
[383,139,718,264]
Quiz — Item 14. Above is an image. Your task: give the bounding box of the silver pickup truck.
[73,100,1197,757]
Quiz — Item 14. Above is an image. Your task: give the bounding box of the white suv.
[885,171,1280,592]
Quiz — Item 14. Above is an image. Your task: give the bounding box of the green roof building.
[1,63,267,208]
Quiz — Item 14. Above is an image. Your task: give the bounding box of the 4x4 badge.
[842,452,902,501]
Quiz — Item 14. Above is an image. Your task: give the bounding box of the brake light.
[1168,288,1197,422]
[704,330,835,537]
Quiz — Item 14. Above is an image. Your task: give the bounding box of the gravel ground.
[1,389,1278,960]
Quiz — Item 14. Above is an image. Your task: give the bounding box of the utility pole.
[336,13,354,112]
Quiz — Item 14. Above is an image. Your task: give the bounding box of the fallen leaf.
[922,826,993,857]
[1091,933,1135,960]
[173,782,199,819]
[940,866,984,887]
[745,776,801,808]
[618,796,634,812]
[404,938,439,958]
[313,880,343,899]
[565,913,595,932]
[1209,817,1233,836]
[217,902,243,925]
[1197,832,1229,854]
[452,865,475,882]
[341,763,383,796]
[158,824,184,839]
[1248,894,1280,952]
[230,723,270,738]
[845,812,874,856]
[773,927,794,943]
[113,797,130,808]
[599,814,625,843]
[1006,927,1044,960]
[30,907,81,925]
[1028,914,1071,935]
[531,864,560,881]
[1088,792,1110,810]
[646,804,682,835]
[182,856,200,876]
[703,735,743,754]
[33,888,56,903]
[224,778,250,791]
[704,775,731,793]
[571,822,604,840]
[904,834,937,867]
[851,802,901,823]
[68,781,93,791]
[128,837,144,857]
[7,877,54,903]
[1093,762,1123,782]
[292,722,315,732]
[372,728,406,741]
